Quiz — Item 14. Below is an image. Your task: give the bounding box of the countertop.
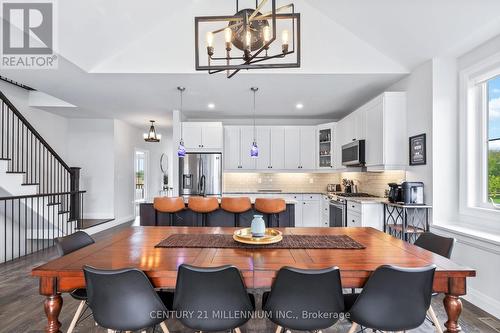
[223,191,327,195]
[143,197,298,205]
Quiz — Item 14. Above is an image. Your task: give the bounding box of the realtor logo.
[1,0,58,69]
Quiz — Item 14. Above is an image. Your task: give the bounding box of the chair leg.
[67,300,85,333]
[347,322,359,333]
[274,326,282,333]
[234,328,242,333]
[159,321,170,333]
[427,306,443,333]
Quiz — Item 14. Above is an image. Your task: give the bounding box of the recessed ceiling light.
[296,103,304,109]
[208,103,215,109]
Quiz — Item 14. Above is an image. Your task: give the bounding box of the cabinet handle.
[352,138,356,141]
[352,219,355,223]
[352,205,355,208]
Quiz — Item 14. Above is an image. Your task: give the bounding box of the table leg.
[443,295,462,333]
[40,276,63,333]
[44,294,63,333]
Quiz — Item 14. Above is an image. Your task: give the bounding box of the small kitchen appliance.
[387,183,402,203]
[342,140,365,166]
[327,184,341,192]
[401,182,424,205]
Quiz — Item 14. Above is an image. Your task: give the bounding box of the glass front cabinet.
[317,123,335,169]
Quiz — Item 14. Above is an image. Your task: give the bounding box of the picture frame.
[409,133,426,165]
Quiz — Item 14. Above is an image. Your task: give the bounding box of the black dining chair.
[414,231,456,332]
[83,266,171,333]
[414,232,455,259]
[262,266,345,332]
[54,231,95,333]
[345,265,437,333]
[173,264,255,332]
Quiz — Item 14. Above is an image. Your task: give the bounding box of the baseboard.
[84,215,134,235]
[464,286,500,319]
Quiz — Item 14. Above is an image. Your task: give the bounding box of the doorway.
[134,149,149,217]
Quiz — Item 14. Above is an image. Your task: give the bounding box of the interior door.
[256,127,271,170]
[270,127,285,169]
[284,127,300,169]
[299,127,316,169]
[182,124,202,149]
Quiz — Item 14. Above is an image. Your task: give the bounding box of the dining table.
[32,226,476,333]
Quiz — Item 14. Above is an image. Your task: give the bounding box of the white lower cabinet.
[301,200,320,227]
[320,195,330,227]
[346,200,384,230]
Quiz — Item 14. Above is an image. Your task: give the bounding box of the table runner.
[155,233,365,249]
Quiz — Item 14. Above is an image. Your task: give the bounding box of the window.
[488,76,500,207]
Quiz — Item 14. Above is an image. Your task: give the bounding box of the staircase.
[0,90,85,263]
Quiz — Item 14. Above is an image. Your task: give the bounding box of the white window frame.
[459,52,500,229]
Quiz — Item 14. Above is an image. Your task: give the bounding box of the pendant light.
[250,87,259,158]
[143,120,161,142]
[177,86,186,157]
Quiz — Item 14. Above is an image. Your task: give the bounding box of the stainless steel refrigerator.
[179,153,222,196]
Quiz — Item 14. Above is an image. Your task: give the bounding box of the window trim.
[459,52,500,229]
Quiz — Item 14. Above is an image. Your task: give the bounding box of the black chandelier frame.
[195,0,301,78]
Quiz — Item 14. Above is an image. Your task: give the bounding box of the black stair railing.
[0,90,83,263]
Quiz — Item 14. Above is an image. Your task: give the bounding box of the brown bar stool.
[153,197,185,226]
[221,197,252,227]
[188,197,220,227]
[254,198,286,228]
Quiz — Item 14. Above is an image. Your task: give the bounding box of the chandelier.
[195,0,300,78]
[143,120,161,143]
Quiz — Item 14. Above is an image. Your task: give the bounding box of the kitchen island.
[140,197,296,227]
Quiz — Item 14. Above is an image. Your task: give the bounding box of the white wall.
[113,119,172,221]
[428,35,500,318]
[389,61,433,204]
[67,119,115,219]
[0,81,69,160]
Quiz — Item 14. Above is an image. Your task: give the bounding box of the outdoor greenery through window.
[488,75,500,206]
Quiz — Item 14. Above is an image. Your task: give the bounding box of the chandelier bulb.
[263,26,271,43]
[224,27,232,43]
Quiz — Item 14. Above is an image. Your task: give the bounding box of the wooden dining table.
[32,226,475,333]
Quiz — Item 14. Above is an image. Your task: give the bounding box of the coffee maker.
[387,183,402,203]
[401,182,424,205]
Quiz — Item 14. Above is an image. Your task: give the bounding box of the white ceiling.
[1,0,500,128]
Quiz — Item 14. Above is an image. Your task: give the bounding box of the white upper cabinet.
[223,125,316,171]
[365,100,384,166]
[269,128,285,169]
[364,92,407,170]
[223,126,255,170]
[284,127,301,169]
[224,126,241,170]
[299,127,316,170]
[182,122,223,150]
[240,126,257,170]
[256,127,271,170]
[317,123,335,169]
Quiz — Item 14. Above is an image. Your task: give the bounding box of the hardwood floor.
[1,222,498,333]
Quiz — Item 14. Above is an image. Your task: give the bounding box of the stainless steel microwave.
[342,140,365,166]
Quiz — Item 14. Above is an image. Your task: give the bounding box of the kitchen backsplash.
[339,171,406,197]
[223,173,341,193]
[224,171,406,196]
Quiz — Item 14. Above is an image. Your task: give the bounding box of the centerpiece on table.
[233,214,283,245]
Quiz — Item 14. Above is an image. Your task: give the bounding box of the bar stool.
[153,197,185,226]
[220,197,252,227]
[254,198,286,228]
[188,197,219,227]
